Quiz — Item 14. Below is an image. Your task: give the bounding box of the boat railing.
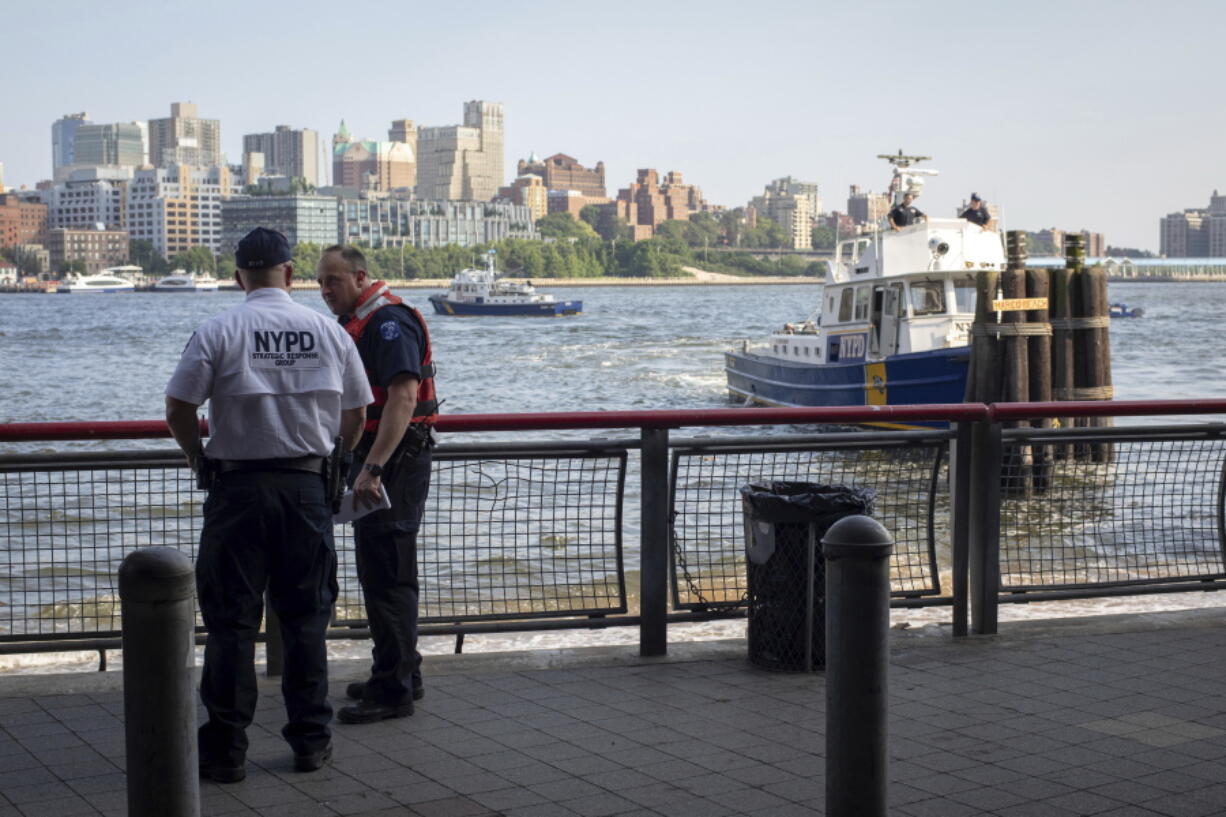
[3,400,1226,662]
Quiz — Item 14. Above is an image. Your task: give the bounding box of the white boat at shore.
[151,271,220,292]
[56,268,138,294]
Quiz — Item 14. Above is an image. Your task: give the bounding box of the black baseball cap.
[235,228,292,270]
[970,193,982,202]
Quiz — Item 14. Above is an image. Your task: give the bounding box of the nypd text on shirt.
[250,329,321,369]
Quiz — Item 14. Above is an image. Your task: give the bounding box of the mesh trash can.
[740,481,875,671]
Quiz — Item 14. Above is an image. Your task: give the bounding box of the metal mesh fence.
[669,435,945,611]
[0,446,627,642]
[999,432,1226,590]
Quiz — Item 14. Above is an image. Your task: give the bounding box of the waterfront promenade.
[2,609,1226,816]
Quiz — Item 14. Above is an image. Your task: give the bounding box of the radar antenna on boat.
[878,150,938,204]
[876,149,931,169]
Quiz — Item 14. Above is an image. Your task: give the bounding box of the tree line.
[112,209,829,282]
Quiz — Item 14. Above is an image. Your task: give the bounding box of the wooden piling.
[1001,231,1031,495]
[965,269,1002,405]
[1049,256,1075,460]
[1082,264,1114,461]
[1026,266,1052,492]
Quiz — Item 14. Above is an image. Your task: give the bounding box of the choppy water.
[0,280,1220,427]
[2,280,1225,672]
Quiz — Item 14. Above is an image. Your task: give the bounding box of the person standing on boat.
[888,192,927,231]
[165,228,371,782]
[316,244,438,725]
[960,193,992,228]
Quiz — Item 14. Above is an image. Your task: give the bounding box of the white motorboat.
[152,271,220,292]
[56,270,137,294]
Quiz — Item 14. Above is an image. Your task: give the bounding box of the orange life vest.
[342,281,437,432]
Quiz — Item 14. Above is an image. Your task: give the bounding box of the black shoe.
[337,699,414,724]
[199,760,246,783]
[346,680,424,702]
[293,743,332,773]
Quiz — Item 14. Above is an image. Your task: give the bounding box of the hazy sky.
[3,0,1222,251]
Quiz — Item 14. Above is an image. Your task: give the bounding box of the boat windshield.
[954,280,976,313]
[910,282,945,316]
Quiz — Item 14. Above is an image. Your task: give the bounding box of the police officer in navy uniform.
[888,192,927,231]
[165,228,372,782]
[316,244,438,724]
[960,192,992,228]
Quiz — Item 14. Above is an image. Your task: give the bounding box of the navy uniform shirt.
[351,304,426,390]
[889,204,925,228]
[961,205,990,226]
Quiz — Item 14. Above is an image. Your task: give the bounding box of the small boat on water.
[725,152,1005,426]
[428,251,582,317]
[151,271,220,292]
[56,268,138,294]
[1109,303,1144,318]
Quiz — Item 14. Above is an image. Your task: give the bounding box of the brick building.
[332,120,416,193]
[0,193,49,248]
[615,169,709,240]
[46,226,129,274]
[518,153,607,199]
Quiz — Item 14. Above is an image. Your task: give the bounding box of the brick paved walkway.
[2,611,1226,816]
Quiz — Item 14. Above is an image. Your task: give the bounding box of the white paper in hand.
[332,485,392,523]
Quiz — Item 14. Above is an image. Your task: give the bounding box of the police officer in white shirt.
[165,228,372,783]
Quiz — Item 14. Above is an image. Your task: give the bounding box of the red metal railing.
[5,400,1226,442]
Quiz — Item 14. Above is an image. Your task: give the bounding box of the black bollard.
[823,515,893,817]
[119,547,200,817]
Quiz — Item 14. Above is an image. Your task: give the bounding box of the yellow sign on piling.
[991,297,1048,312]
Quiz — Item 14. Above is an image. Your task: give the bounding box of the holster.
[195,454,218,492]
[324,436,347,513]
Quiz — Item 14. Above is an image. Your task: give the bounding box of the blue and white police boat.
[724,153,1005,426]
[428,252,582,317]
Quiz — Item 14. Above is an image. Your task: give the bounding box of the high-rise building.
[52,113,91,179]
[331,120,416,193]
[1160,190,1226,257]
[415,100,504,201]
[750,177,820,249]
[221,195,340,255]
[615,169,710,240]
[847,184,889,228]
[39,167,133,230]
[242,125,321,186]
[126,164,237,257]
[0,193,49,248]
[147,102,222,169]
[73,123,146,170]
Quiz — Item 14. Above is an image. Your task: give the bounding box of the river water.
[1,280,1224,672]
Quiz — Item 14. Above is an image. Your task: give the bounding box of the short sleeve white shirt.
[165,288,372,459]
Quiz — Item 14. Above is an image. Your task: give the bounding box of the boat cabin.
[769,218,1005,365]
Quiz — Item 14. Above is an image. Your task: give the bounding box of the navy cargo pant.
[196,469,337,767]
[351,444,432,706]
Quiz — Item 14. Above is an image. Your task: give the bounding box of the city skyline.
[3,0,1224,252]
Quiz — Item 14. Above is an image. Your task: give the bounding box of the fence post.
[119,547,200,817]
[824,515,893,817]
[969,419,1002,634]
[640,426,669,656]
[950,422,973,637]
